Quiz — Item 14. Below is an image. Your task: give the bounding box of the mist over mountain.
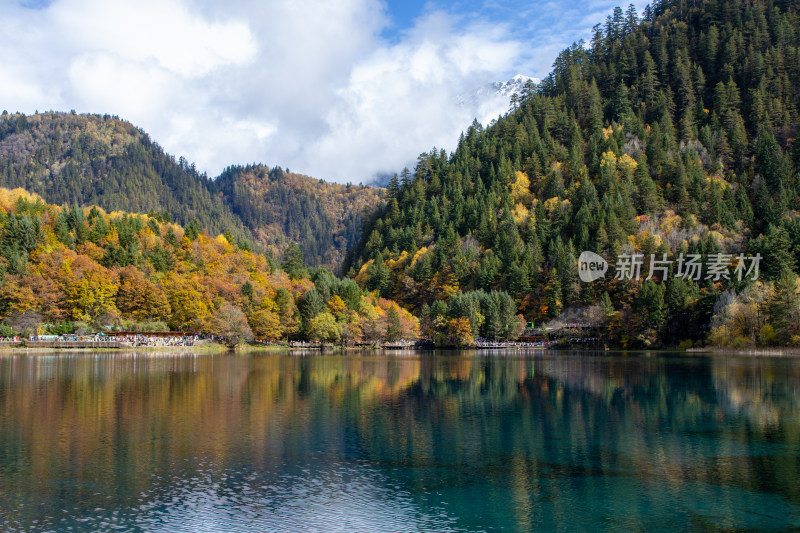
[456,74,541,121]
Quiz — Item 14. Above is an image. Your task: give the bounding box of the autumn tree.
[63,264,118,322]
[306,311,341,343]
[447,317,474,347]
[116,267,170,322]
[164,278,211,332]
[248,308,282,341]
[211,303,254,348]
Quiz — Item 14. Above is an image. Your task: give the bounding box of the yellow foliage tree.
[510,171,532,206]
[617,153,638,177]
[0,279,38,317]
[116,267,170,321]
[601,151,617,168]
[64,269,117,321]
[327,294,347,315]
[248,308,282,341]
[512,203,530,225]
[165,280,212,332]
[447,317,474,347]
[307,311,341,343]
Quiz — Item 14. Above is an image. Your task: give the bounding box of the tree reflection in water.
[0,350,799,531]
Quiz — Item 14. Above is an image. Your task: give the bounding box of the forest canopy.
[0,188,417,344]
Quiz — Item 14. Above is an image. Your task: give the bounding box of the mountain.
[346,0,800,348]
[0,111,253,244]
[213,165,381,270]
[482,75,540,99]
[0,71,542,273]
[456,75,540,123]
[3,0,799,349]
[0,111,382,269]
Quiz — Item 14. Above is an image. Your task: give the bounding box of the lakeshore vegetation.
[0,188,418,345]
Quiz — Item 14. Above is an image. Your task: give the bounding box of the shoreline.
[685,346,800,357]
[5,343,800,358]
[0,343,231,354]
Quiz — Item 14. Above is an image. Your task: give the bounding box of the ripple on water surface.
[2,351,800,532]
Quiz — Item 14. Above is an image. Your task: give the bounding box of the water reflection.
[0,350,799,531]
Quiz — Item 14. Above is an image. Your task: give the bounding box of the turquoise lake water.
[1,350,799,531]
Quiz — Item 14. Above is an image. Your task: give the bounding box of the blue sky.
[0,0,649,183]
[382,0,651,78]
[384,0,430,33]
[386,0,556,41]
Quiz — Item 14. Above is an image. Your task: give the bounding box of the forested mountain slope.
[0,112,254,244]
[213,165,381,270]
[346,0,800,347]
[0,112,381,269]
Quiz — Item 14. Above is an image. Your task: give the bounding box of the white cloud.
[67,53,178,118]
[51,0,257,78]
[0,0,637,183]
[306,12,522,181]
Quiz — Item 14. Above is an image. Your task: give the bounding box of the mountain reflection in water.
[0,350,799,531]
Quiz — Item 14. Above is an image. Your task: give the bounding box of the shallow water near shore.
[1,349,799,531]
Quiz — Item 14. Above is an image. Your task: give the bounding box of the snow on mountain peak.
[491,74,539,97]
[456,74,540,125]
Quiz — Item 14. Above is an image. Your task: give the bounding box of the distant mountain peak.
[487,74,539,97]
[456,74,540,124]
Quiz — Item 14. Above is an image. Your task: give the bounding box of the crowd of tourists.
[108,334,201,347]
[475,338,555,348]
[21,333,204,347]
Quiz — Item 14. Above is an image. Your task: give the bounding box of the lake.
[1,350,799,531]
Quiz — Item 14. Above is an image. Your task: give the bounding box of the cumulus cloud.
[0,0,647,183]
[51,0,257,77]
[308,13,521,180]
